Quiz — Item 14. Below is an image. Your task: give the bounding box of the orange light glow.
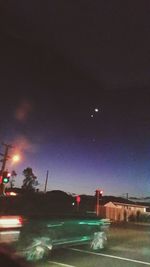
[12,154,20,163]
[6,192,17,196]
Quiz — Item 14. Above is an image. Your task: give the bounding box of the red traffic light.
[76,195,81,204]
[7,172,11,178]
[95,189,103,197]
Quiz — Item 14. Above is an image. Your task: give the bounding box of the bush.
[128,214,136,222]
[129,213,150,222]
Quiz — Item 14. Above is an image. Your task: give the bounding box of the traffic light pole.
[95,189,103,216]
[96,190,100,216]
[0,143,13,196]
[76,195,81,212]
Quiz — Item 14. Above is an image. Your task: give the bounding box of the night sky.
[0,1,150,197]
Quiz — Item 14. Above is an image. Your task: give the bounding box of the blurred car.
[0,194,110,261]
[18,213,110,261]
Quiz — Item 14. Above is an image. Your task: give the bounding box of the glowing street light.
[12,154,20,163]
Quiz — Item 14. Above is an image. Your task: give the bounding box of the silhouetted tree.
[22,167,38,192]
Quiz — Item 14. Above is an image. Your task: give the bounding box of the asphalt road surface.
[34,223,150,267]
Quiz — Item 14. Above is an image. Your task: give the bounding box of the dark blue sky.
[0,1,150,197]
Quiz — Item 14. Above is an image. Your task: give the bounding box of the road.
[34,223,150,267]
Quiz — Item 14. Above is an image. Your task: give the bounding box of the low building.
[99,201,148,221]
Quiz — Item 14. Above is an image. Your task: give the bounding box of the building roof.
[104,201,148,208]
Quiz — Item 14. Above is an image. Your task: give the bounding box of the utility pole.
[44,170,49,193]
[0,143,13,195]
[0,143,13,173]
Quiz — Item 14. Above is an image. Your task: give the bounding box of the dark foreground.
[34,223,150,267]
